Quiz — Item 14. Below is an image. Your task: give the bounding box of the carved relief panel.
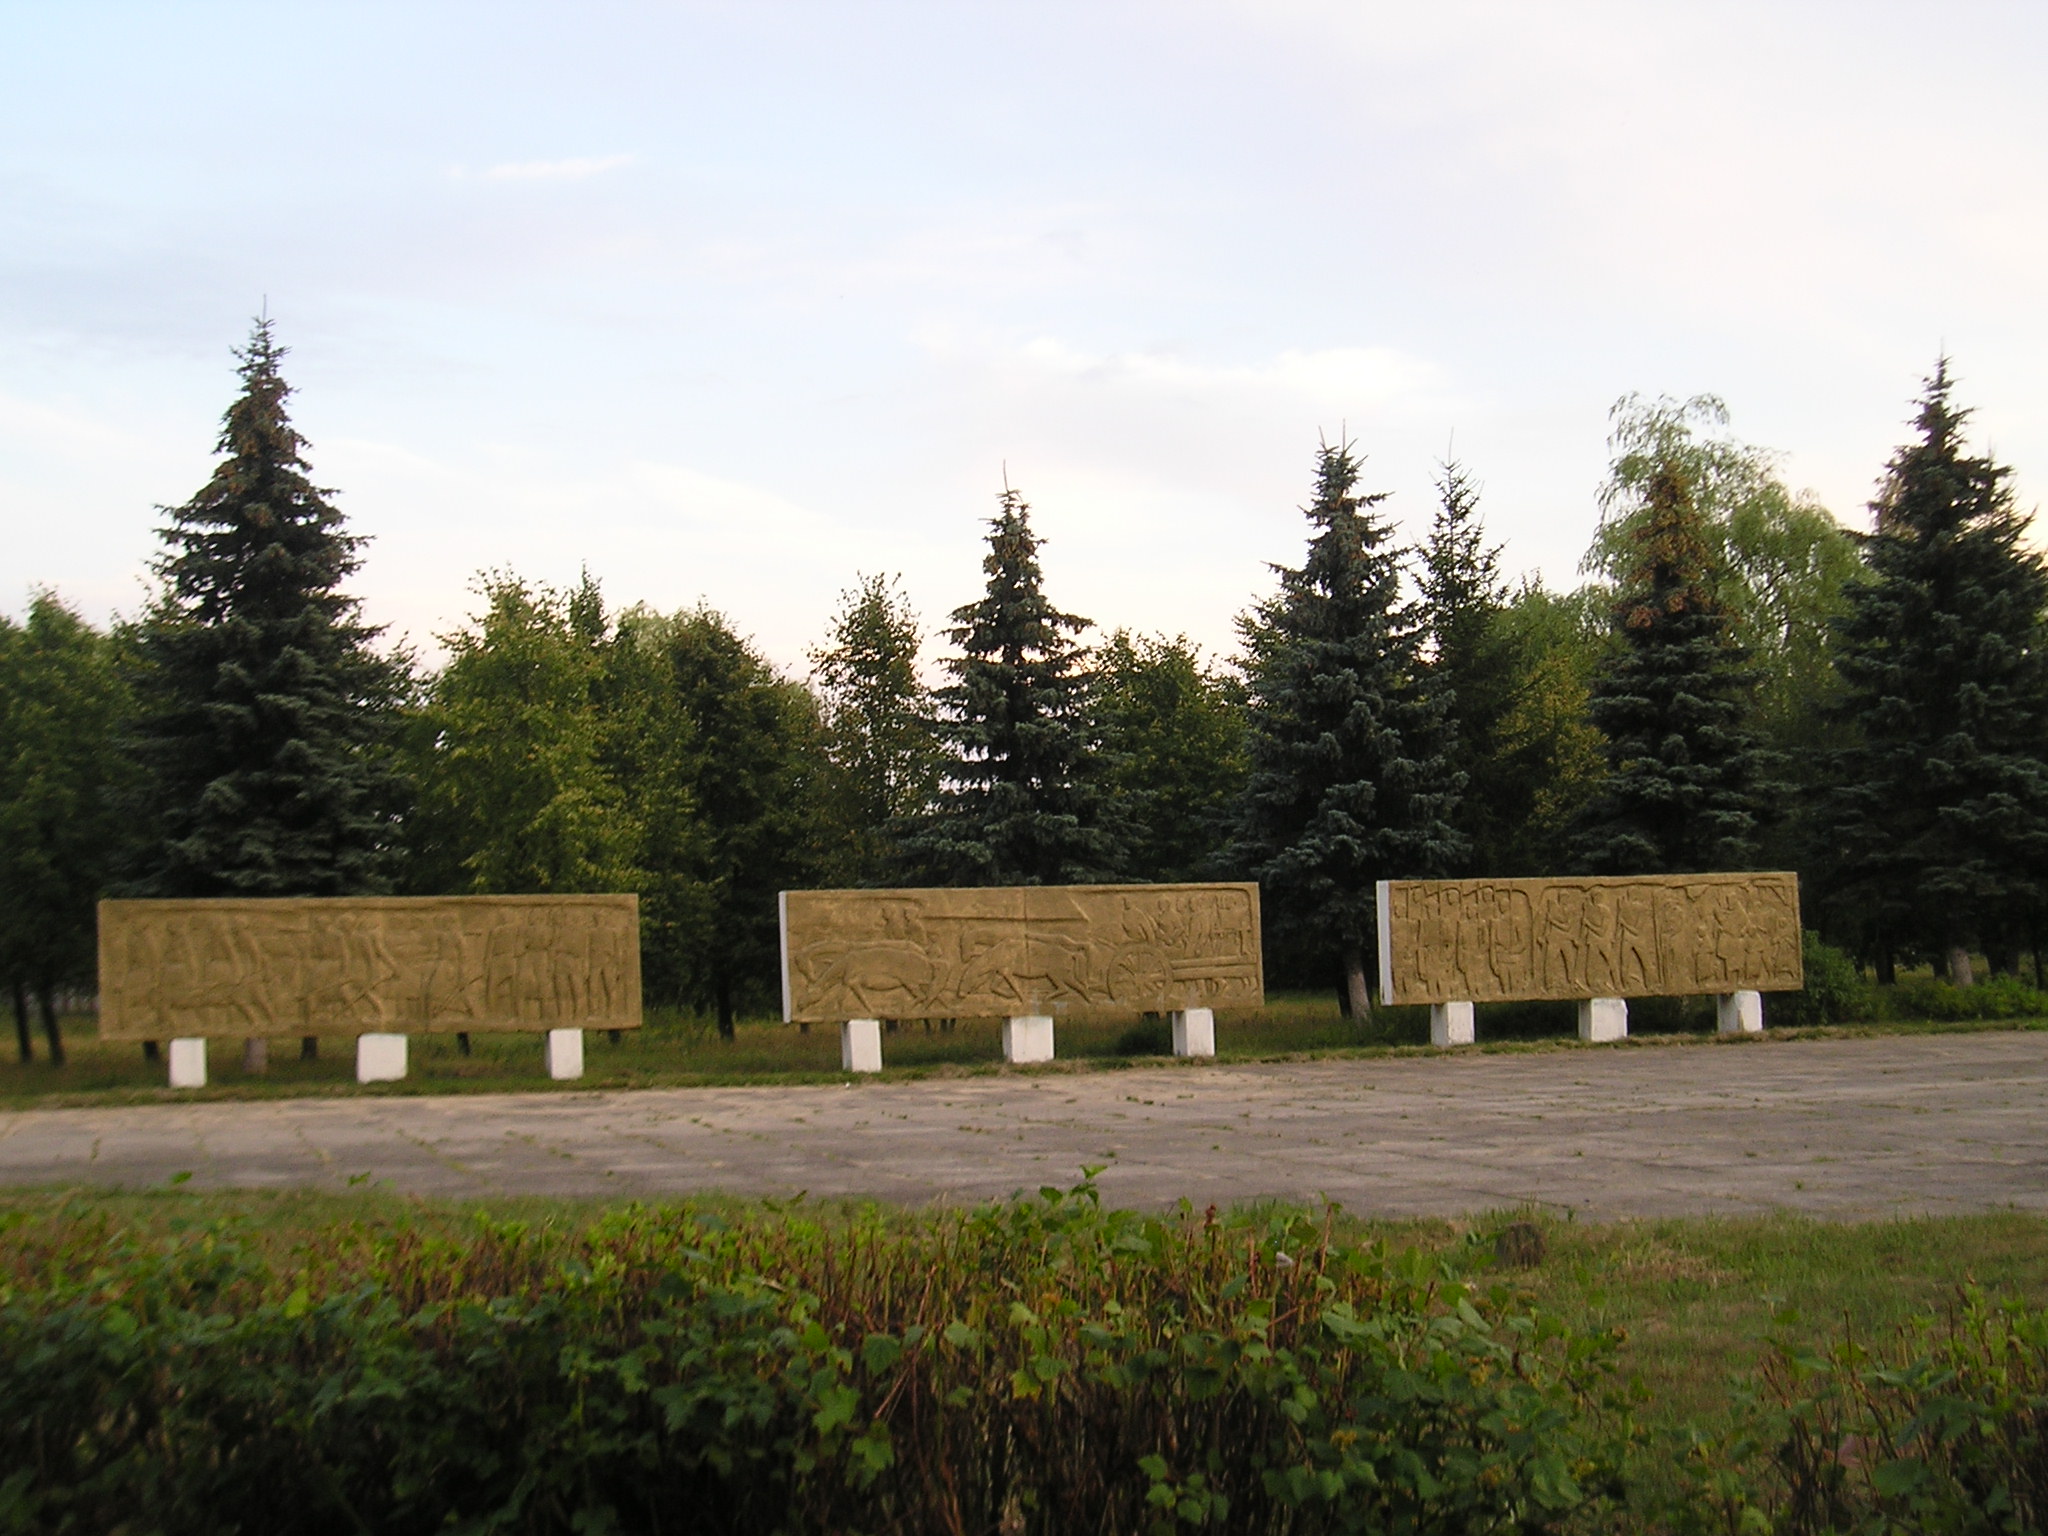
[779,883,1263,1023]
[1375,873,1802,1005]
[98,895,641,1040]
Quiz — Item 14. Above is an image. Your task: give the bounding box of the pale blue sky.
[4,1,2045,668]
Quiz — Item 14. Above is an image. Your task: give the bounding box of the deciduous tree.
[0,595,137,1063]
[1091,630,1246,882]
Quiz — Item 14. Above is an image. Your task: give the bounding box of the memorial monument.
[99,894,642,1087]
[779,882,1264,1071]
[1376,871,1803,1044]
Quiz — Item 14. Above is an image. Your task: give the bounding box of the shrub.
[1674,1289,2048,1534]
[0,1182,1632,1535]
[1771,933,1864,1026]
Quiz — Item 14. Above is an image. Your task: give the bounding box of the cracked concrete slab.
[1,1034,2044,1217]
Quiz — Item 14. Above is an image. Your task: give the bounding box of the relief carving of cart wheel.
[1105,945,1174,1003]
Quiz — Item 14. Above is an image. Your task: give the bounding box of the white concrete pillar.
[841,1018,883,1073]
[1170,1007,1215,1057]
[1577,998,1628,1043]
[1430,1001,1476,1047]
[1002,1015,1055,1064]
[356,1033,408,1083]
[168,1037,207,1089]
[1716,990,1764,1034]
[545,1028,584,1079]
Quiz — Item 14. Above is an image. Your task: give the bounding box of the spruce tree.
[128,319,406,899]
[1234,439,1462,1016]
[896,487,1114,885]
[1815,363,2048,984]
[1568,462,1772,874]
[1420,456,1545,875]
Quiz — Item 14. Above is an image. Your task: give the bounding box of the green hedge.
[0,1182,1630,1535]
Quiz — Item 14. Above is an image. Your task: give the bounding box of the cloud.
[480,154,634,183]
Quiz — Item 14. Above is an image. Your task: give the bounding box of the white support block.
[1716,990,1764,1034]
[1170,1007,1215,1058]
[1577,997,1628,1043]
[1430,1001,1476,1047]
[841,1018,883,1073]
[1002,1014,1055,1064]
[168,1037,207,1089]
[356,1032,408,1083]
[545,1027,584,1080]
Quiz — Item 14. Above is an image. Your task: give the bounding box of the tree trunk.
[36,986,64,1067]
[716,975,735,1040]
[1343,948,1373,1022]
[1334,980,1351,1020]
[300,1036,318,1061]
[242,1037,268,1075]
[12,980,32,1063]
[1947,945,1976,989]
[1875,948,1896,987]
[456,1032,471,1057]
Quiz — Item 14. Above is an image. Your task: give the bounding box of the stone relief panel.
[97,895,641,1039]
[780,883,1263,1023]
[1377,873,1802,1005]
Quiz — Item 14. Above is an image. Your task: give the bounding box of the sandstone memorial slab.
[1375,872,1802,1045]
[99,896,641,1086]
[779,883,1262,1069]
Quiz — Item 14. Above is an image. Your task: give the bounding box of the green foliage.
[0,595,138,1062]
[1670,1288,2048,1533]
[404,571,639,896]
[1585,394,1859,757]
[1487,584,1610,873]
[1813,363,2048,973]
[1235,439,1463,1005]
[899,487,1116,885]
[1570,460,1775,874]
[0,1179,1631,1534]
[126,318,408,898]
[1422,460,1587,876]
[808,573,941,876]
[611,605,847,1031]
[1092,630,1248,882]
[1769,932,1862,1026]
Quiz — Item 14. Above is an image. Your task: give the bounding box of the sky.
[4,0,2046,672]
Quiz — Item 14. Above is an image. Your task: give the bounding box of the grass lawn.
[7,1180,2042,1448]
[4,990,2045,1107]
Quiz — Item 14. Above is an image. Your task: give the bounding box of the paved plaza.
[2,1032,2044,1218]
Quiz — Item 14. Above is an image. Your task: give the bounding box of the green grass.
[5,990,2045,1107]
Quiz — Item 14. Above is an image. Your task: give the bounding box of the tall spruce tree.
[1234,439,1462,1016]
[1420,456,1546,875]
[1569,462,1771,874]
[1815,363,2048,984]
[129,319,406,900]
[896,486,1114,885]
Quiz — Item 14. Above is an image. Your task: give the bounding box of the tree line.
[6,323,2046,1058]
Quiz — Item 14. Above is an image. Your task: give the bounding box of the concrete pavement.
[2,1032,2043,1218]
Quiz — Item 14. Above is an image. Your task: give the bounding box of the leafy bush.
[1770,933,1863,1026]
[1672,1289,2048,1534]
[0,1181,1631,1535]
[1884,974,2048,1023]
